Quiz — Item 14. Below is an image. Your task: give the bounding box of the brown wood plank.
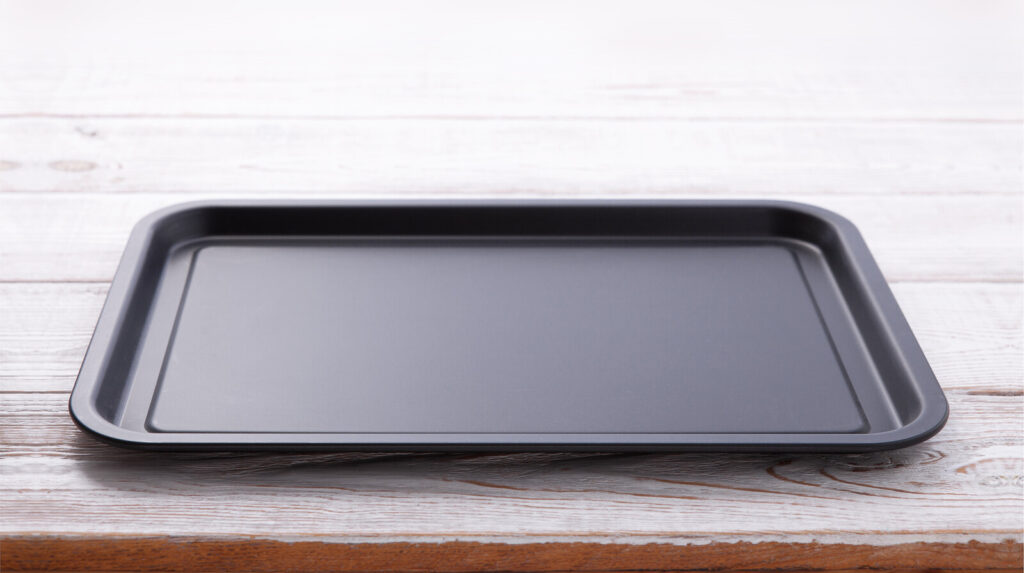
[2,538,1021,572]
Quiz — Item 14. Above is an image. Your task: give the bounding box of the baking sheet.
[69,201,948,451]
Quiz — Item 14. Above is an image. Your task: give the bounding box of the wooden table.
[1,1,1021,571]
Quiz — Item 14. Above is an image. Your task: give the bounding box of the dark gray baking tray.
[70,200,947,452]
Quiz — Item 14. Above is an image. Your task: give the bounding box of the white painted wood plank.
[0,0,1019,119]
[1,387,1020,542]
[0,283,106,391]
[0,193,1019,283]
[0,119,1019,196]
[2,282,1019,397]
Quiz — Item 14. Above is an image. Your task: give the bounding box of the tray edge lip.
[68,198,949,451]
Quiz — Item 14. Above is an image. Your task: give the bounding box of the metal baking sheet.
[69,200,948,451]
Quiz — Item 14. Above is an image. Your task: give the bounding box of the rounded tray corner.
[860,397,950,452]
[898,393,951,447]
[127,200,223,246]
[68,392,149,450]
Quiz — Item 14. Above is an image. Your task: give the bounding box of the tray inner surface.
[130,238,891,435]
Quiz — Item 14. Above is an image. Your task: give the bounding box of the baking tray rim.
[69,199,949,452]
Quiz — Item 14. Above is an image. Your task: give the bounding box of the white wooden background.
[0,0,1021,569]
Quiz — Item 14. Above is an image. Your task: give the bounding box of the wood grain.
[1,386,1020,539]
[0,0,1019,120]
[2,284,1022,541]
[0,119,1019,196]
[2,538,1022,572]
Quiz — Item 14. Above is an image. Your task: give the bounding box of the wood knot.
[49,160,97,172]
